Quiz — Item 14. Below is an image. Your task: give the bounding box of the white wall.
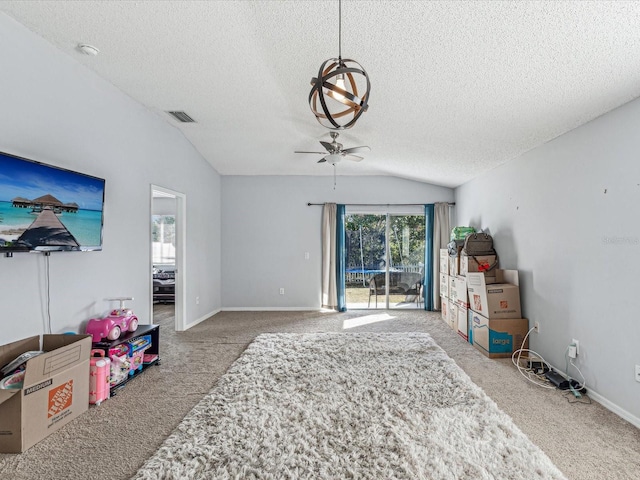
[455,97,640,423]
[221,175,454,309]
[0,14,222,342]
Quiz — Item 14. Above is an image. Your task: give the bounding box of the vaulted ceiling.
[2,1,640,187]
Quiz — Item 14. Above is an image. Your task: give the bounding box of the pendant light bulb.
[329,73,346,102]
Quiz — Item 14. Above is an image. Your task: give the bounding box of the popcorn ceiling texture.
[2,1,640,187]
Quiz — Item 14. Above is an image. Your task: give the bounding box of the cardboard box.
[448,300,458,330]
[457,304,468,341]
[448,254,459,276]
[440,273,449,298]
[439,249,449,274]
[0,334,91,453]
[449,275,469,308]
[440,294,448,322]
[460,254,498,277]
[467,269,521,319]
[470,313,529,358]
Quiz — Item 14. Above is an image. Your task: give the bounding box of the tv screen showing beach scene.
[0,151,105,252]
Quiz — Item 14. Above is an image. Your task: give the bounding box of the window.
[151,215,175,265]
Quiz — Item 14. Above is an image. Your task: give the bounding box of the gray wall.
[0,14,222,342]
[455,97,640,424]
[221,175,454,309]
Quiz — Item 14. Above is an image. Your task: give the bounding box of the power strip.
[545,370,570,389]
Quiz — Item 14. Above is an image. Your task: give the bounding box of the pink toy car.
[86,298,139,343]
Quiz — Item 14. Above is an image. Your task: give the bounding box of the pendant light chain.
[338,0,342,60]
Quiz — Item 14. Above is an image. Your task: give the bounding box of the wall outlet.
[304,252,310,260]
[279,288,285,295]
[572,339,579,355]
[534,321,540,333]
[196,296,200,305]
[635,365,640,383]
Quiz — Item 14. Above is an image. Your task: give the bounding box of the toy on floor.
[127,335,152,376]
[108,344,131,387]
[86,297,139,343]
[89,349,111,405]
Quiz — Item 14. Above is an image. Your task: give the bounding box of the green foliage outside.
[152,215,176,244]
[345,214,425,271]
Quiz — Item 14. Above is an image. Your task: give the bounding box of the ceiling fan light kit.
[294,131,369,165]
[309,0,370,130]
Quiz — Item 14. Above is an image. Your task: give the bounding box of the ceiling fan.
[295,132,370,165]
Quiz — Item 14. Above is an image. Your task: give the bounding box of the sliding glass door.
[345,211,425,309]
[388,214,425,309]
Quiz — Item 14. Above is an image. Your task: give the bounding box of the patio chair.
[367,272,422,308]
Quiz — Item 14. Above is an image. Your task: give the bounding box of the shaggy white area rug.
[133,333,566,480]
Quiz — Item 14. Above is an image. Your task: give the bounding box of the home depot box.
[439,249,449,274]
[449,275,469,308]
[457,304,469,341]
[0,334,91,453]
[469,313,529,358]
[460,254,498,278]
[467,269,521,319]
[440,273,449,298]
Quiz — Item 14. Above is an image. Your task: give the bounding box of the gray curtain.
[321,203,338,309]
[432,203,450,310]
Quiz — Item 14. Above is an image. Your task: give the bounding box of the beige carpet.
[1,307,639,479]
[133,332,566,479]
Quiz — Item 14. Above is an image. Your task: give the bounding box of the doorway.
[150,185,186,331]
[345,210,425,310]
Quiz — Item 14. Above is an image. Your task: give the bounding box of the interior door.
[151,186,185,331]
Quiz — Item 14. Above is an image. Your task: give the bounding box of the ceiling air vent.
[167,111,196,123]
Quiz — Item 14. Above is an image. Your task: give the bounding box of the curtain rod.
[307,202,455,207]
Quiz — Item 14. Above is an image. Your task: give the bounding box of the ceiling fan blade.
[294,151,326,154]
[342,146,371,154]
[319,141,334,152]
[345,154,364,162]
[317,158,327,163]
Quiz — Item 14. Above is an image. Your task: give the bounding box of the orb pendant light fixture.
[309,0,370,130]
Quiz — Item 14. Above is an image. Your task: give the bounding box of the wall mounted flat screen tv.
[0,151,105,253]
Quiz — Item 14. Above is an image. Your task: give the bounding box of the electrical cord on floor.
[511,326,556,389]
[45,252,52,334]
[512,325,595,405]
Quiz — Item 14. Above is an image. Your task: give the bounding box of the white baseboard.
[222,307,320,312]
[182,308,221,331]
[586,388,640,429]
[548,362,640,429]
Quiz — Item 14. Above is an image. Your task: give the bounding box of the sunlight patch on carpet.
[342,313,395,329]
[133,332,566,480]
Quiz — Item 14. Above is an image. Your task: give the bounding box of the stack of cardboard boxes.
[440,245,530,359]
[439,248,469,334]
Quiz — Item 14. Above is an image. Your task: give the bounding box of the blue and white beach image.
[0,153,104,249]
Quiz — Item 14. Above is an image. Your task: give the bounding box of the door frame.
[345,206,427,310]
[150,184,187,331]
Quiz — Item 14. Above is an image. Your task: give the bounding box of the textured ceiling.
[2,1,640,188]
